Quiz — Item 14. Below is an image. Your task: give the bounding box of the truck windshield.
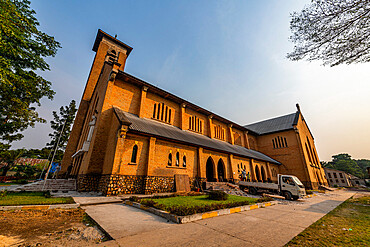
[292,176,304,188]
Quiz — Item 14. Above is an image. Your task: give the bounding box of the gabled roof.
[244,112,299,135]
[113,107,280,165]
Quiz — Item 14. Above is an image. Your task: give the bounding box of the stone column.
[244,131,250,149]
[180,103,186,130]
[250,159,257,181]
[228,124,234,145]
[139,86,148,118]
[294,127,313,189]
[266,162,272,181]
[114,124,130,174]
[144,137,156,194]
[208,115,214,138]
[228,154,234,180]
[197,147,204,178]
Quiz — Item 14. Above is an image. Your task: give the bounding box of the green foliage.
[288,0,370,66]
[46,100,77,156]
[0,149,25,176]
[0,0,60,147]
[10,163,40,178]
[207,190,228,201]
[322,153,369,178]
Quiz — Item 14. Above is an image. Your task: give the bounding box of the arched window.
[237,164,240,172]
[176,152,179,166]
[131,145,138,163]
[168,153,172,166]
[183,155,186,167]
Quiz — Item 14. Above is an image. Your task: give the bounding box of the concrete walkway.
[86,190,355,247]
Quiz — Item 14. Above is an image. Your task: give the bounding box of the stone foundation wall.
[77,174,101,192]
[77,174,197,195]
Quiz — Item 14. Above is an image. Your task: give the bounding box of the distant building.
[324,167,366,187]
[60,30,328,195]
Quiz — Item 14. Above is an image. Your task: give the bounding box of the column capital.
[142,86,148,92]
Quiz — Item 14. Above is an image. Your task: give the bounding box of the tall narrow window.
[153,104,157,118]
[189,117,192,129]
[161,103,165,120]
[183,155,186,167]
[278,136,282,148]
[153,103,172,124]
[284,137,288,147]
[165,106,168,122]
[157,104,160,119]
[131,145,138,163]
[168,153,172,166]
[176,152,179,166]
[272,139,276,148]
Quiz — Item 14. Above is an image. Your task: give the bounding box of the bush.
[0,190,7,198]
[257,196,273,203]
[43,191,51,198]
[14,179,28,184]
[129,196,139,202]
[141,199,157,208]
[161,200,252,216]
[208,190,228,201]
[334,184,338,188]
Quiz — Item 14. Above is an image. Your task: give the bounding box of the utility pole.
[42,119,67,190]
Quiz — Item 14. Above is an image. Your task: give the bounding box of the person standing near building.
[247,171,251,182]
[53,164,61,179]
[241,169,247,181]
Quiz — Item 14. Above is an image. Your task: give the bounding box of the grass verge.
[0,191,75,206]
[140,195,261,216]
[285,196,370,246]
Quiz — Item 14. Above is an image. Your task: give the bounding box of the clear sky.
[12,0,370,161]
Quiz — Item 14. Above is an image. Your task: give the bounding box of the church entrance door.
[206,157,215,182]
[217,159,225,182]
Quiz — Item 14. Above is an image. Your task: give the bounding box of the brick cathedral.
[61,30,328,195]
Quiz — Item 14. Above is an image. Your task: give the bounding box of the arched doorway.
[255,165,261,182]
[217,159,225,182]
[261,166,266,182]
[206,157,215,182]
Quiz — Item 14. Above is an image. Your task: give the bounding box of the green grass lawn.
[0,191,75,206]
[140,195,260,216]
[286,196,370,246]
[149,195,258,207]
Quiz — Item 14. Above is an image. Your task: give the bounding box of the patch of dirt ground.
[0,208,106,246]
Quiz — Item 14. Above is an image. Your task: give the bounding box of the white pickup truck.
[238,174,306,200]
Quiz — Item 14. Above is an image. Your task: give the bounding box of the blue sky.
[12,0,370,161]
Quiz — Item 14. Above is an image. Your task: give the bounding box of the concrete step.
[14,179,77,192]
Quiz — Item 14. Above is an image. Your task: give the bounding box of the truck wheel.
[249,187,257,195]
[284,191,293,200]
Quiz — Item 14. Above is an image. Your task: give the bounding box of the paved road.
[87,190,355,247]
